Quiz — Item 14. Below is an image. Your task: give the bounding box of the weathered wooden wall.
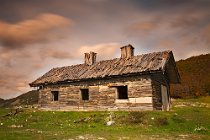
[151,72,171,110]
[38,74,169,111]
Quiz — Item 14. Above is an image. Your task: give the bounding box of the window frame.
[51,91,59,101]
[80,88,89,101]
[116,86,128,100]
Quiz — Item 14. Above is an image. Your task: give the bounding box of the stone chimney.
[84,52,97,65]
[120,44,134,59]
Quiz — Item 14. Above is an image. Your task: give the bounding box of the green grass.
[0,98,210,140]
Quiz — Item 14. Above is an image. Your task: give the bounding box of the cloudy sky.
[0,0,210,99]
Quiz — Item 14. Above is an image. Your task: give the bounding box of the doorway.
[117,86,128,99]
[161,85,169,111]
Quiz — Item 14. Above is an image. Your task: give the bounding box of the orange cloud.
[39,47,71,59]
[170,10,210,28]
[125,21,158,38]
[158,40,174,48]
[129,22,156,31]
[202,24,210,44]
[171,15,198,28]
[0,13,72,48]
[127,21,157,35]
[78,43,121,60]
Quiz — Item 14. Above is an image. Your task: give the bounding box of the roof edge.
[29,70,163,87]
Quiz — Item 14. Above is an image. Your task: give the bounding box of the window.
[80,89,89,100]
[51,91,59,101]
[39,85,43,90]
[117,86,128,99]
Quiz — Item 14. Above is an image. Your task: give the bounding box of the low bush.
[171,113,185,123]
[126,111,146,124]
[155,117,169,126]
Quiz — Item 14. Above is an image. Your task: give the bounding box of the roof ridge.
[30,50,174,86]
[52,50,172,70]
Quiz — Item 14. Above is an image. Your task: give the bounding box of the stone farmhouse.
[30,44,180,111]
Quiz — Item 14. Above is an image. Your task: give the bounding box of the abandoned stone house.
[29,44,180,111]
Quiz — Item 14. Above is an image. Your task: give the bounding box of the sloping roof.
[30,50,180,87]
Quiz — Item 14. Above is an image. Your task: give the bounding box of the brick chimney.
[84,52,97,65]
[120,44,134,59]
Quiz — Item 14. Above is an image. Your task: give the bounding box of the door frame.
[161,84,170,111]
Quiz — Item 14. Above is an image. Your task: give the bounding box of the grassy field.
[0,97,210,140]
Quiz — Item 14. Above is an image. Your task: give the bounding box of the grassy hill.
[0,98,4,104]
[0,90,38,107]
[171,53,210,98]
[0,97,209,139]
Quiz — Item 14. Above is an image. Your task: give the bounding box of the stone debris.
[9,124,23,128]
[77,136,85,139]
[194,124,207,132]
[174,102,210,108]
[106,120,115,126]
[26,129,43,134]
[97,137,106,140]
[119,137,130,140]
[74,135,107,140]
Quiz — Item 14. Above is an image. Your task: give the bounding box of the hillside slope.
[0,98,4,104]
[0,97,210,139]
[171,53,210,98]
[0,90,38,107]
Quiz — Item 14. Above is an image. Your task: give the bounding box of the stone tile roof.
[30,50,179,86]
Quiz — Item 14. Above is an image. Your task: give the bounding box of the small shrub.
[114,114,127,124]
[91,114,102,123]
[74,114,103,124]
[29,117,39,123]
[171,114,185,123]
[127,111,146,124]
[74,117,89,123]
[105,112,115,122]
[155,117,168,126]
[194,124,207,133]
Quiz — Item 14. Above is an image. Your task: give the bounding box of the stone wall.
[38,74,168,111]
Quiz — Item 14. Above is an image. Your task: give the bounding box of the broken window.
[117,86,128,99]
[81,89,89,100]
[51,91,59,101]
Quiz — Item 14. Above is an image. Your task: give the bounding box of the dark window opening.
[51,91,59,101]
[117,86,128,99]
[81,89,89,100]
[39,85,43,90]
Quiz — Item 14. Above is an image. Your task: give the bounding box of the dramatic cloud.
[128,22,156,32]
[202,24,210,44]
[39,47,71,59]
[0,13,72,48]
[0,0,210,99]
[126,21,158,40]
[0,42,121,99]
[125,8,210,59]
[78,43,121,60]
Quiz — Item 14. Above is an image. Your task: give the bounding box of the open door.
[161,85,170,111]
